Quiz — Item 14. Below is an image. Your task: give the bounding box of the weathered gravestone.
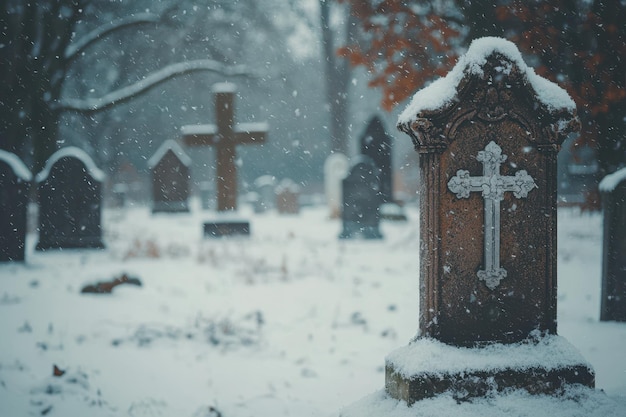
[276,178,300,215]
[36,147,105,250]
[147,140,191,213]
[181,83,268,212]
[599,168,626,322]
[360,115,393,203]
[385,37,593,403]
[0,150,32,262]
[324,153,349,219]
[339,156,383,239]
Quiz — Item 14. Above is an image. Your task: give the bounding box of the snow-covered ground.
[0,201,624,416]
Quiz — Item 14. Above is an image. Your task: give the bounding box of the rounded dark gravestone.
[0,150,32,261]
[339,155,383,240]
[36,147,105,250]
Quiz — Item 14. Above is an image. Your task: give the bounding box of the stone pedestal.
[204,220,250,237]
[385,336,594,404]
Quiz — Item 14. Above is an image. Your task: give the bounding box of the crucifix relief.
[182,83,268,211]
[447,141,536,290]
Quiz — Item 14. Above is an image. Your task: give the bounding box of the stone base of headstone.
[204,221,250,238]
[339,222,383,240]
[36,236,105,251]
[384,336,594,405]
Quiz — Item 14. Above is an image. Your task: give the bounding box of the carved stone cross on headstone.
[182,83,268,211]
[447,141,536,290]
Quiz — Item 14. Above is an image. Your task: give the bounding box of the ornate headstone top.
[397,37,579,154]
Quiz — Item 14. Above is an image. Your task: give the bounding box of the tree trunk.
[320,0,353,155]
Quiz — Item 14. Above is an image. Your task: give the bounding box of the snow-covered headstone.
[181,83,268,212]
[387,37,593,403]
[35,147,105,250]
[147,140,191,213]
[339,156,383,240]
[0,150,32,262]
[323,153,349,219]
[599,168,626,322]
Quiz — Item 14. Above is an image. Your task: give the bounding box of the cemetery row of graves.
[0,83,401,258]
[0,37,624,414]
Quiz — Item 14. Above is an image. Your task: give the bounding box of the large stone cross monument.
[182,83,268,212]
[385,37,594,403]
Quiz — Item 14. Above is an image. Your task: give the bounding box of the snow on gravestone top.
[35,146,105,183]
[395,36,580,346]
[0,149,32,181]
[212,82,237,94]
[599,167,626,193]
[398,37,576,128]
[147,139,192,169]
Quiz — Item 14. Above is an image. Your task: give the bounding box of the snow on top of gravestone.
[599,167,626,193]
[147,139,192,169]
[35,146,105,183]
[397,37,576,125]
[180,123,218,136]
[236,122,270,134]
[0,149,32,181]
[386,334,590,378]
[212,82,237,93]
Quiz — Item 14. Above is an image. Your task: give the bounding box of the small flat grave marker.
[204,221,250,238]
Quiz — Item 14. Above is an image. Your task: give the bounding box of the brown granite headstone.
[387,37,594,403]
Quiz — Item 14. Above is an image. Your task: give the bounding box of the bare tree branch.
[64,13,160,61]
[56,60,253,114]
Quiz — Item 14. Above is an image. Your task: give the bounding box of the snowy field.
[0,201,625,416]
